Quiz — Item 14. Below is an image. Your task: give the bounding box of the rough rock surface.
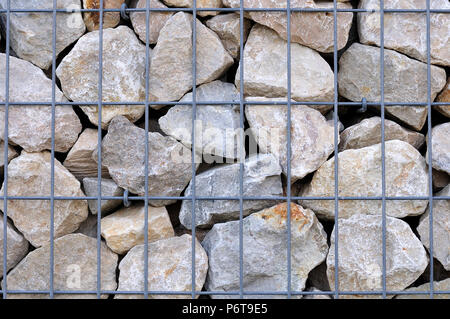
[358,0,450,67]
[2,234,118,299]
[130,0,173,44]
[0,141,18,171]
[63,129,109,180]
[302,288,332,299]
[56,26,146,129]
[179,154,283,229]
[0,54,82,153]
[0,152,88,247]
[433,169,450,190]
[94,116,194,207]
[0,212,29,277]
[82,178,123,215]
[206,13,251,59]
[427,123,450,175]
[339,117,425,151]
[0,0,85,69]
[149,12,233,104]
[300,140,429,220]
[222,0,353,53]
[75,213,98,238]
[159,81,241,159]
[396,279,450,299]
[101,203,174,255]
[116,234,208,298]
[83,0,123,31]
[236,25,334,113]
[436,78,450,118]
[338,43,447,131]
[417,185,449,271]
[162,0,222,17]
[246,98,336,183]
[202,203,329,298]
[327,214,428,298]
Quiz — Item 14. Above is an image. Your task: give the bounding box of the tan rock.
[236,25,334,114]
[427,123,450,175]
[300,140,429,220]
[396,279,450,299]
[0,152,89,247]
[83,0,124,31]
[2,233,118,299]
[56,26,147,129]
[0,141,18,171]
[101,203,174,255]
[162,0,223,17]
[116,234,208,298]
[82,177,123,215]
[436,78,450,118]
[148,12,233,104]
[339,117,425,151]
[433,169,450,190]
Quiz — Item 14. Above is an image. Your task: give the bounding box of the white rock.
[427,123,450,175]
[82,177,123,215]
[396,279,450,299]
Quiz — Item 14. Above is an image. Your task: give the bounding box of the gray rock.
[202,203,329,298]
[327,214,428,299]
[75,213,98,238]
[83,0,123,31]
[179,154,283,229]
[0,0,86,69]
[395,279,450,299]
[427,123,450,175]
[303,288,332,299]
[433,169,450,190]
[325,111,344,133]
[338,43,447,131]
[161,0,223,17]
[82,178,123,215]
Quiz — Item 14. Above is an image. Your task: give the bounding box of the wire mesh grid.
[0,0,449,299]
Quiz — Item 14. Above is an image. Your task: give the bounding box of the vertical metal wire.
[286,0,292,300]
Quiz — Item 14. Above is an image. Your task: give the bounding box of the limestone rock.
[202,203,329,298]
[0,54,82,152]
[56,26,147,129]
[427,123,450,174]
[2,233,118,299]
[82,177,123,215]
[94,116,194,207]
[130,0,173,44]
[206,13,251,59]
[246,98,336,183]
[358,0,450,67]
[325,110,344,133]
[0,0,85,69]
[0,212,29,277]
[299,140,429,220]
[433,169,450,190]
[223,0,353,53]
[149,12,233,104]
[101,203,174,255]
[116,234,208,298]
[159,81,242,159]
[303,288,332,299]
[83,0,123,31]
[339,117,425,151]
[63,129,109,180]
[76,213,98,238]
[236,25,334,113]
[436,78,450,118]
[0,141,18,171]
[338,43,447,131]
[162,0,223,17]
[0,152,88,247]
[396,279,450,299]
[179,154,283,229]
[417,185,449,271]
[327,214,428,298]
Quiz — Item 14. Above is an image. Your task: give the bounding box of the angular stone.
[202,203,329,298]
[130,0,173,44]
[427,123,450,174]
[101,203,174,255]
[0,54,82,153]
[94,116,194,207]
[417,185,450,271]
[179,154,283,229]
[56,26,147,129]
[2,233,118,299]
[339,117,425,151]
[75,213,98,238]
[246,98,336,183]
[0,152,88,247]
[436,78,450,118]
[162,0,222,17]
[0,212,29,277]
[236,25,334,113]
[149,12,233,104]
[0,0,85,69]
[224,0,353,53]
[325,110,344,133]
[159,81,242,159]
[358,0,450,66]
[433,169,450,190]
[116,234,208,299]
[82,177,123,215]
[0,141,18,171]
[303,288,332,299]
[83,0,123,31]
[206,13,251,59]
[338,43,447,131]
[300,140,429,220]
[327,214,428,298]
[63,129,109,180]
[396,279,450,299]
